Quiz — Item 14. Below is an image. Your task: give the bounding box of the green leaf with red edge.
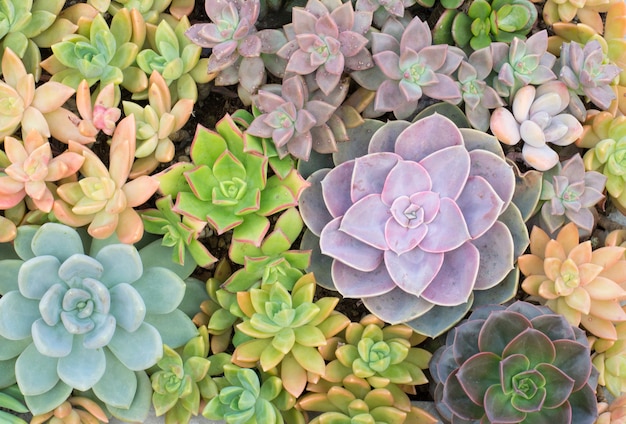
[189,126,227,167]
[155,162,195,196]
[536,363,575,408]
[502,329,556,368]
[215,114,246,155]
[443,370,487,420]
[257,182,298,216]
[232,214,270,246]
[456,352,502,405]
[500,354,530,394]
[184,165,218,201]
[478,311,532,356]
[484,384,525,423]
[212,151,247,182]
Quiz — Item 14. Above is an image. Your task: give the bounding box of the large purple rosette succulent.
[300,113,523,336]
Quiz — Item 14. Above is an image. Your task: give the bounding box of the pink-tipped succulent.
[247,75,337,160]
[490,81,583,171]
[369,16,463,119]
[277,0,373,96]
[0,131,84,213]
[300,113,522,336]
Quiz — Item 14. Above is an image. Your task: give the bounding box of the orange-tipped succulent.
[520,222,626,340]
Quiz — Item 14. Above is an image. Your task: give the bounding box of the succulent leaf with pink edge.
[277,0,374,96]
[299,113,526,337]
[0,131,84,214]
[490,81,583,171]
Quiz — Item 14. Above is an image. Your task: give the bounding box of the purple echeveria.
[371,17,463,119]
[277,0,373,95]
[430,301,598,424]
[299,113,517,329]
[538,154,606,236]
[247,75,337,160]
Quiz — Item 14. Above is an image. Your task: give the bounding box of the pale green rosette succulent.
[0,223,198,421]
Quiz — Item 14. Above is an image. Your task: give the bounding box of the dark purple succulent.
[430,301,598,424]
[277,0,374,95]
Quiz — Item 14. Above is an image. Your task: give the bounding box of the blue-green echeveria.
[430,301,598,424]
[0,223,198,420]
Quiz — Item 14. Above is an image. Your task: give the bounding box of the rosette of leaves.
[141,195,216,268]
[0,47,75,140]
[276,0,374,96]
[0,222,199,419]
[151,328,216,424]
[597,393,626,424]
[591,322,626,398]
[446,0,537,50]
[232,273,350,397]
[520,223,626,340]
[0,0,64,79]
[300,113,528,337]
[582,116,626,213]
[41,9,148,95]
[490,81,583,171]
[363,16,463,119]
[31,396,108,424]
[324,314,431,389]
[0,130,84,214]
[557,40,621,121]
[203,364,302,424]
[155,113,308,248]
[225,207,311,292]
[536,154,606,236]
[247,75,337,161]
[299,374,438,424]
[52,115,160,244]
[136,16,212,102]
[123,71,194,177]
[455,46,505,131]
[491,30,556,99]
[543,0,614,32]
[107,0,194,23]
[430,301,598,423]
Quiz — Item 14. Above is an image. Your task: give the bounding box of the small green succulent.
[155,113,308,249]
[151,327,217,424]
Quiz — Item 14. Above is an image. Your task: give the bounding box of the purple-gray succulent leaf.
[469,47,493,80]
[585,86,617,111]
[338,31,369,57]
[464,91,481,109]
[305,100,336,125]
[247,117,273,138]
[438,47,465,75]
[400,17,431,53]
[522,144,559,171]
[374,80,412,115]
[330,1,355,32]
[212,40,239,62]
[560,66,580,89]
[465,102,491,131]
[371,31,400,55]
[414,45,447,71]
[374,50,402,79]
[238,56,265,94]
[238,34,262,57]
[422,74,462,103]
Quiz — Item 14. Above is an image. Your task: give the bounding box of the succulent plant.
[557,40,621,121]
[430,301,598,423]
[246,75,337,161]
[355,0,416,28]
[537,154,606,236]
[123,71,194,177]
[202,363,300,424]
[446,0,538,50]
[0,131,84,213]
[491,30,556,99]
[582,116,626,213]
[300,113,526,337]
[136,16,212,102]
[520,223,626,340]
[299,374,438,424]
[232,273,350,397]
[455,46,505,131]
[324,314,431,389]
[591,322,626,398]
[542,0,615,32]
[276,0,374,96]
[52,115,160,244]
[0,384,27,424]
[41,9,148,95]
[31,396,109,424]
[155,113,308,248]
[490,81,583,171]
[368,16,463,119]
[0,223,198,418]
[151,328,216,424]
[107,0,194,23]
[0,47,75,140]
[596,393,626,424]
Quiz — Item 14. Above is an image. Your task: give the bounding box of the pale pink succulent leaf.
[320,216,384,271]
[22,107,50,138]
[468,150,515,208]
[4,136,28,164]
[374,51,402,80]
[32,83,75,113]
[286,50,319,74]
[385,218,428,254]
[351,152,400,203]
[292,8,318,34]
[374,80,404,112]
[395,113,464,162]
[122,176,159,208]
[422,74,462,102]
[384,248,443,295]
[238,35,262,57]
[338,31,367,57]
[420,242,479,306]
[419,146,470,200]
[456,176,504,239]
[362,287,435,324]
[321,160,355,218]
[471,221,514,290]
[398,79,423,102]
[304,100,335,125]
[339,194,389,249]
[46,153,85,181]
[400,18,430,53]
[380,160,431,205]
[522,144,559,171]
[418,198,470,253]
[332,260,396,297]
[287,132,313,159]
[316,67,342,95]
[324,53,344,75]
[490,108,521,145]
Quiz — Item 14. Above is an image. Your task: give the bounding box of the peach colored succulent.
[596,393,626,423]
[0,131,84,213]
[52,115,159,244]
[520,222,626,340]
[590,322,626,397]
[0,215,16,242]
[542,0,617,33]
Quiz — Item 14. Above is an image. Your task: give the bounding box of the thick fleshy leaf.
[0,291,40,340]
[384,248,443,296]
[332,260,396,298]
[340,194,389,249]
[131,267,185,315]
[144,310,198,348]
[23,379,73,416]
[107,323,163,371]
[92,349,138,409]
[96,244,143,287]
[443,369,486,420]
[471,222,515,290]
[18,255,63,299]
[321,160,354,218]
[484,384,526,423]
[31,320,72,358]
[418,198,471,253]
[419,146,470,200]
[362,287,435,324]
[57,336,106,391]
[320,217,383,271]
[478,311,532,355]
[351,152,400,203]
[395,114,464,162]
[536,363,575,408]
[552,339,591,391]
[15,343,60,396]
[457,352,501,405]
[109,283,146,333]
[31,223,84,261]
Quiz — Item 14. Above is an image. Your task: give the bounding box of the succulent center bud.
[163,372,182,392]
[23,155,49,180]
[218,177,247,201]
[554,258,580,295]
[59,277,111,335]
[512,370,546,410]
[0,94,24,115]
[403,63,425,83]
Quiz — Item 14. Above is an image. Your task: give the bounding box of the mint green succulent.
[0,223,198,421]
[155,114,308,249]
[135,16,211,101]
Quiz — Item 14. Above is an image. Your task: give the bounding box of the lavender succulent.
[277,0,373,96]
[247,75,337,160]
[355,0,416,28]
[430,301,598,424]
[537,154,606,236]
[558,40,621,121]
[300,113,525,336]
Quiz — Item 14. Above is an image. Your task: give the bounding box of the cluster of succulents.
[1,0,626,423]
